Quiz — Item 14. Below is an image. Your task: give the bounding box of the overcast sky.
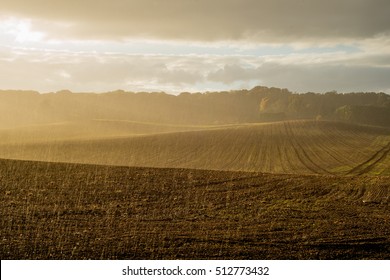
[1,0,390,94]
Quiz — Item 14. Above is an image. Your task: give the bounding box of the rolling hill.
[0,119,219,144]
[0,120,389,175]
[1,118,389,259]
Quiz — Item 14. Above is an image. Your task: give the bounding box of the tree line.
[0,86,389,128]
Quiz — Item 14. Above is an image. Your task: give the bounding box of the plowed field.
[1,120,389,175]
[1,159,389,259]
[1,120,390,259]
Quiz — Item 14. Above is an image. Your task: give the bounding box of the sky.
[0,0,390,94]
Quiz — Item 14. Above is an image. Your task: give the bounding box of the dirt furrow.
[348,141,390,175]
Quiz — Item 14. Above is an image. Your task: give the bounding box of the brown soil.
[1,159,389,259]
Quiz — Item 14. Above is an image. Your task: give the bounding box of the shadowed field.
[0,120,389,175]
[1,159,389,259]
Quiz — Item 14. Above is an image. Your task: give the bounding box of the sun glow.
[0,17,45,43]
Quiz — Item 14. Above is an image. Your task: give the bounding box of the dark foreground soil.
[1,159,389,259]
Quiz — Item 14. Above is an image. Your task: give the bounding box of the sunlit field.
[1,120,389,175]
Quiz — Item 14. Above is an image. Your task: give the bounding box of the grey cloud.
[1,0,390,42]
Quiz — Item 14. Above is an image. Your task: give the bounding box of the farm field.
[0,120,389,175]
[0,119,221,144]
[2,0,390,265]
[1,119,390,260]
[1,158,389,259]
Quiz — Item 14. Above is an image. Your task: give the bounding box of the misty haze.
[1,0,390,260]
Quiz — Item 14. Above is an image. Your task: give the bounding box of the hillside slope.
[0,119,219,144]
[0,120,389,175]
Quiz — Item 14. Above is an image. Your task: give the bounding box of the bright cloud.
[0,17,45,43]
[0,0,389,93]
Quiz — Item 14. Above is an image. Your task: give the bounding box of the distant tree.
[259,97,270,112]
